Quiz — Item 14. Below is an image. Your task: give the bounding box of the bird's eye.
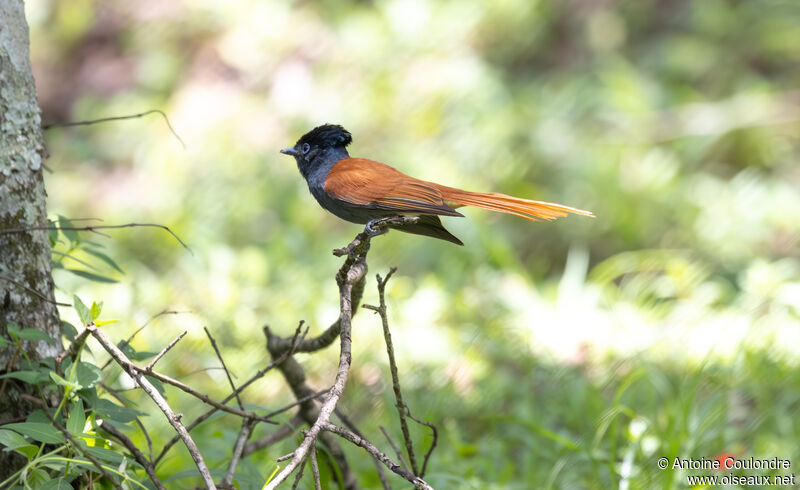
[302,143,311,154]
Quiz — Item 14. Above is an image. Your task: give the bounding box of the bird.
[280,124,593,245]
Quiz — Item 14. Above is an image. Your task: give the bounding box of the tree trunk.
[0,0,62,478]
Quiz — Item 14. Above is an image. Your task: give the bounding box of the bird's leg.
[365,217,392,237]
[363,215,420,238]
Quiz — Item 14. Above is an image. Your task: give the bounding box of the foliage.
[0,300,143,488]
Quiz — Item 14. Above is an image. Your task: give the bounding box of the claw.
[365,218,389,237]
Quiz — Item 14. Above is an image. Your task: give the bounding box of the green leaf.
[26,410,51,424]
[76,362,102,389]
[0,429,32,450]
[93,399,144,424]
[66,269,118,283]
[83,248,124,274]
[120,344,159,361]
[67,399,86,434]
[28,468,51,488]
[94,319,117,327]
[16,328,56,345]
[143,375,166,395]
[40,478,72,490]
[0,370,44,384]
[83,445,124,465]
[62,321,78,342]
[4,422,64,444]
[73,296,91,326]
[6,322,21,338]
[52,251,98,271]
[90,301,103,321]
[50,371,81,390]
[57,215,79,243]
[48,226,60,247]
[126,347,159,361]
[10,443,38,460]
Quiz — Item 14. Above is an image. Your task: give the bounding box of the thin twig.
[102,384,155,463]
[87,325,216,489]
[155,323,306,464]
[42,406,122,489]
[263,389,329,420]
[56,327,91,370]
[323,422,433,490]
[267,273,365,354]
[290,457,308,490]
[310,440,322,490]
[364,267,419,474]
[204,326,244,409]
[264,229,371,489]
[264,328,358,489]
[144,330,187,371]
[406,411,438,478]
[334,408,391,490]
[220,417,256,488]
[380,426,412,474]
[0,223,191,253]
[42,109,186,149]
[129,364,277,424]
[243,414,304,457]
[101,310,185,371]
[0,274,70,307]
[100,421,166,490]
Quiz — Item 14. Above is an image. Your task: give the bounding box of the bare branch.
[86,324,216,489]
[155,322,306,464]
[323,422,433,490]
[380,426,412,474]
[267,277,366,355]
[100,421,166,490]
[310,441,322,490]
[56,327,91,371]
[407,411,439,478]
[264,229,371,489]
[364,267,419,474]
[101,383,155,462]
[0,274,70,307]
[334,408,391,490]
[263,389,328,420]
[220,417,256,489]
[203,326,243,409]
[0,223,191,253]
[243,414,304,457]
[42,109,186,149]
[144,330,186,371]
[290,457,308,490]
[101,309,186,371]
[128,363,277,424]
[42,404,122,489]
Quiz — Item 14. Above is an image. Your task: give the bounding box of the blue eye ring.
[302,143,311,154]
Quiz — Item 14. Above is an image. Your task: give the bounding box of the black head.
[280,124,352,177]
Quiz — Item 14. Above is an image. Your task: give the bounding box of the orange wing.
[324,158,464,217]
[325,157,594,222]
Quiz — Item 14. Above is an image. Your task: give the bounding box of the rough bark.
[0,0,62,478]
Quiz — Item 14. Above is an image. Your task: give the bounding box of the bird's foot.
[365,218,391,237]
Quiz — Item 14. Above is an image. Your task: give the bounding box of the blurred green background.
[27,0,800,488]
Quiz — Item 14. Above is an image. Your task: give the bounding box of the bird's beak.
[280,147,299,156]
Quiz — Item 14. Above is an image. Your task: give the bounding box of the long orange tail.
[438,186,594,222]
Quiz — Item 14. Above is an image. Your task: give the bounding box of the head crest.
[297,124,352,149]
